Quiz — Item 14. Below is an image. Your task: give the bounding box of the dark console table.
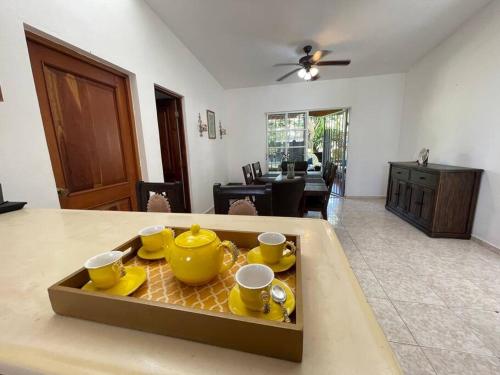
[385,162,482,239]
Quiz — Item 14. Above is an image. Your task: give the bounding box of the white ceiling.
[145,0,491,89]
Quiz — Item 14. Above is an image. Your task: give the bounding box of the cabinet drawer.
[410,170,438,187]
[391,167,409,180]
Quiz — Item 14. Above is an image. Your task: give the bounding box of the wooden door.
[157,99,182,182]
[155,90,191,212]
[27,34,140,210]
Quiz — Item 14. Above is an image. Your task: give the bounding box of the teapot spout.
[162,228,175,261]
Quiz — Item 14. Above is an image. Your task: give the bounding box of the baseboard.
[471,236,500,256]
[343,195,385,199]
[203,206,214,214]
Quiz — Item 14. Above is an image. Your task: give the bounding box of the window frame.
[265,111,309,171]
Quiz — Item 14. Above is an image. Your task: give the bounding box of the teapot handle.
[162,228,175,262]
[218,240,239,274]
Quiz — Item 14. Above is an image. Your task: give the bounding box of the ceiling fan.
[274,45,351,82]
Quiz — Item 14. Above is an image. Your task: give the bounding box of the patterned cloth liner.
[228,199,258,216]
[147,193,172,213]
[126,248,295,314]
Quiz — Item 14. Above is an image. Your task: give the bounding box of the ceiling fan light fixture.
[275,45,350,82]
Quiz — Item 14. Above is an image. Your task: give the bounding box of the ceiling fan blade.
[311,75,320,81]
[316,60,351,66]
[276,68,301,82]
[273,63,301,67]
[311,50,331,63]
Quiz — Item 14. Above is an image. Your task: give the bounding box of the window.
[266,112,307,170]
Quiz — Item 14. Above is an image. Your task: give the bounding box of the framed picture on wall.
[207,110,216,139]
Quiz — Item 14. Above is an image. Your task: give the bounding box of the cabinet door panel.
[396,180,409,212]
[408,184,435,228]
[408,185,423,220]
[419,187,435,225]
[388,177,398,208]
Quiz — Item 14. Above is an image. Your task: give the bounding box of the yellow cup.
[139,225,174,252]
[235,264,274,312]
[84,251,125,289]
[258,232,296,264]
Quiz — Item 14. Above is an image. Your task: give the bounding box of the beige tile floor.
[319,197,500,375]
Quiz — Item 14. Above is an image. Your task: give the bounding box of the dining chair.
[280,161,308,173]
[136,181,185,213]
[322,161,333,182]
[242,164,255,185]
[227,199,258,216]
[271,177,305,217]
[252,161,263,178]
[294,161,308,172]
[213,183,272,216]
[305,164,337,219]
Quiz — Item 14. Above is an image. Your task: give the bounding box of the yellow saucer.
[247,246,296,273]
[137,245,167,260]
[228,279,295,322]
[82,266,147,296]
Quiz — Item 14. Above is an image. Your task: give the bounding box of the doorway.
[308,109,349,196]
[154,86,191,212]
[26,32,141,210]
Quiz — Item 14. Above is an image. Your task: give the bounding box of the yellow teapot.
[165,224,239,285]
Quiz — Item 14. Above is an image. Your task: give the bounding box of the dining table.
[0,208,401,374]
[257,172,330,214]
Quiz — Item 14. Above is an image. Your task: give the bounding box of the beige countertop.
[0,209,401,375]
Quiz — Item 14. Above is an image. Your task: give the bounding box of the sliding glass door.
[266,112,307,171]
[322,110,349,196]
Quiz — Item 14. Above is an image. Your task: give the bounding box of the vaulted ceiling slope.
[145,0,491,89]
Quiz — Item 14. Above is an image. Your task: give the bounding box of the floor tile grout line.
[339,214,469,373]
[343,227,389,298]
[388,298,499,357]
[341,222,431,358]
[330,197,500,370]
[387,340,438,375]
[401,341,500,360]
[339,219,441,373]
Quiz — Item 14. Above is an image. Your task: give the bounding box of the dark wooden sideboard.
[385,162,482,239]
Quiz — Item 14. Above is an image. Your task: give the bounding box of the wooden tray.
[48,228,303,362]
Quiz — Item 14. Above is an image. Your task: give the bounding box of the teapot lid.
[175,224,216,248]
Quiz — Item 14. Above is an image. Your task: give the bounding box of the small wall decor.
[219,121,227,139]
[207,110,216,139]
[417,148,429,166]
[198,113,208,137]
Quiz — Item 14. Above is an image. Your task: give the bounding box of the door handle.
[57,187,69,197]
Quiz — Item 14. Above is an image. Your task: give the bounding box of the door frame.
[25,30,142,208]
[154,84,191,213]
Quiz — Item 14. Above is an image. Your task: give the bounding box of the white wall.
[225,74,406,197]
[399,0,500,248]
[0,0,228,213]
